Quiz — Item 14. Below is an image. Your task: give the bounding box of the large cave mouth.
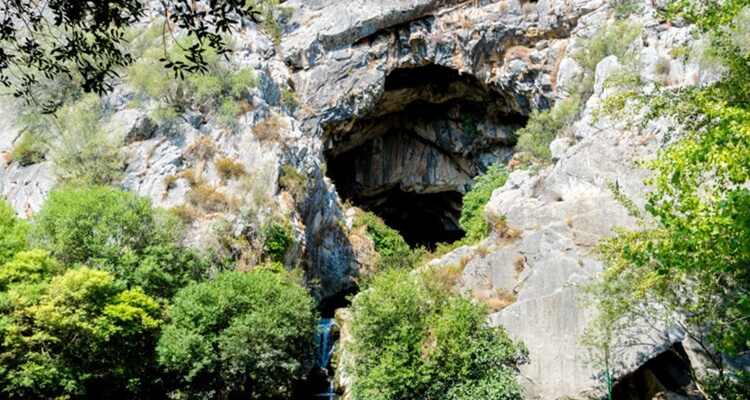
[325,64,528,249]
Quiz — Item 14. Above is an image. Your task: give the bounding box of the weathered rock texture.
[0,0,718,398]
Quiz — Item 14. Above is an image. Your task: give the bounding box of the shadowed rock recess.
[326,65,526,247]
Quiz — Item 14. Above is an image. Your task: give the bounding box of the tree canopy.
[0,0,270,112]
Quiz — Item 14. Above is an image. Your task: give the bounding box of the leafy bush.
[29,186,206,297]
[572,20,642,77]
[124,243,214,299]
[262,218,294,263]
[32,186,168,265]
[157,269,316,399]
[126,33,257,129]
[0,200,29,265]
[349,269,527,400]
[0,267,164,398]
[0,249,61,289]
[9,132,46,166]
[49,95,124,185]
[459,164,509,242]
[516,97,581,162]
[355,211,420,271]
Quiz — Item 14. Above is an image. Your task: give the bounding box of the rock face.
[0,0,715,398]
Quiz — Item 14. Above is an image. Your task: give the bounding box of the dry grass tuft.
[485,289,517,312]
[253,113,286,142]
[513,255,526,274]
[170,204,200,224]
[185,136,216,161]
[188,183,231,213]
[215,157,246,180]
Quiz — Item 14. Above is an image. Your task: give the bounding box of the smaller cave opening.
[612,343,703,400]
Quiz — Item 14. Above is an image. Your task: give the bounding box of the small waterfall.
[312,318,336,399]
[316,318,335,369]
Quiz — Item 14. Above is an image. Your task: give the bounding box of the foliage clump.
[126,34,257,129]
[459,164,509,242]
[0,267,164,398]
[515,97,581,161]
[262,218,294,263]
[515,20,641,164]
[355,211,421,271]
[9,133,46,166]
[585,2,750,397]
[348,269,527,400]
[31,186,209,298]
[157,268,316,399]
[0,200,29,265]
[279,164,308,200]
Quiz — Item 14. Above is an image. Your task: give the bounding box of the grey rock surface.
[0,0,717,398]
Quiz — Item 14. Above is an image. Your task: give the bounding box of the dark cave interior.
[325,64,525,249]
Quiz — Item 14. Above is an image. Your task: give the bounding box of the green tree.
[348,269,527,400]
[0,267,163,398]
[0,200,28,265]
[587,2,750,397]
[31,185,210,298]
[157,268,317,399]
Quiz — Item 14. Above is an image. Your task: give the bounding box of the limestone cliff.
[0,0,716,398]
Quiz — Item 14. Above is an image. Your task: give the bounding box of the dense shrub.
[32,186,169,265]
[0,200,29,265]
[49,95,124,184]
[30,186,208,297]
[572,20,642,75]
[0,267,164,398]
[515,97,581,161]
[262,218,294,263]
[459,164,509,242]
[355,210,421,271]
[349,269,527,400]
[157,268,316,399]
[0,249,61,289]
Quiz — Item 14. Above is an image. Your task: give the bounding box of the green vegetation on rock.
[459,164,509,242]
[355,210,421,271]
[157,268,316,399]
[586,2,750,397]
[515,19,641,164]
[348,269,527,400]
[126,33,257,129]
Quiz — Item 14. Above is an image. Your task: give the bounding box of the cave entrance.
[325,64,526,249]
